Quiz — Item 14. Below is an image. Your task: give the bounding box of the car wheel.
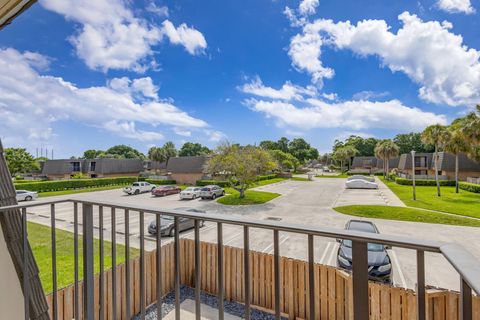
[221,191,225,196]
[212,194,216,200]
[192,194,196,199]
[25,196,33,201]
[134,189,140,195]
[201,197,205,200]
[169,228,175,237]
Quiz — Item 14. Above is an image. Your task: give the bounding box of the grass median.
[217,189,280,205]
[28,222,138,293]
[381,178,480,219]
[38,185,128,197]
[334,205,480,227]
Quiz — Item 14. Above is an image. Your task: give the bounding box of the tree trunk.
[455,154,459,194]
[239,187,246,198]
[434,146,441,197]
[0,140,49,319]
[386,158,390,180]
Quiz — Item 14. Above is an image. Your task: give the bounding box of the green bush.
[196,180,231,187]
[14,177,138,192]
[394,177,456,186]
[145,179,176,185]
[255,174,277,181]
[459,182,480,193]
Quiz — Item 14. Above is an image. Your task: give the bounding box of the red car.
[151,185,182,197]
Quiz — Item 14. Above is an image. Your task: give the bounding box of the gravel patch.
[133,286,287,319]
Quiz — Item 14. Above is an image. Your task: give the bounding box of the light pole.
[411,150,416,201]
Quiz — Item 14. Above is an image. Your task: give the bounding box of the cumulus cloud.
[284,0,319,27]
[239,76,317,101]
[39,0,206,72]
[161,20,207,55]
[146,1,169,17]
[0,48,208,146]
[299,0,320,16]
[437,0,475,14]
[289,12,480,106]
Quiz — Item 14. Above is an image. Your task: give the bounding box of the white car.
[345,179,379,189]
[16,190,38,201]
[123,182,156,195]
[179,187,202,200]
[347,175,375,182]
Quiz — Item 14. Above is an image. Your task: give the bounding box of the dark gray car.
[148,208,205,237]
[337,220,392,283]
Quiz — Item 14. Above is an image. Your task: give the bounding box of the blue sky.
[0,0,479,158]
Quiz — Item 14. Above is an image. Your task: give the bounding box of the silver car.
[16,190,38,201]
[148,208,205,236]
[179,187,202,200]
[199,185,225,200]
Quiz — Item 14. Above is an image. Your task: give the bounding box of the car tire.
[25,196,33,201]
[169,228,175,237]
[201,197,205,200]
[221,191,225,196]
[212,194,216,200]
[192,194,196,200]
[134,189,140,195]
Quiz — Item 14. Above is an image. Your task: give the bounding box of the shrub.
[459,182,480,193]
[145,179,176,185]
[255,174,277,181]
[394,177,456,186]
[196,180,231,187]
[14,176,138,192]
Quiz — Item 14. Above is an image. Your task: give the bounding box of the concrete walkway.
[376,177,406,207]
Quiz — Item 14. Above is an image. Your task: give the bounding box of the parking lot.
[27,178,480,292]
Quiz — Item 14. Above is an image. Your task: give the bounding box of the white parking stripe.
[223,231,244,246]
[327,242,338,266]
[319,242,332,264]
[389,249,407,288]
[267,235,290,254]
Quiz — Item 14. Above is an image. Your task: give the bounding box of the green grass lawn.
[381,178,480,219]
[291,176,311,181]
[315,173,348,178]
[250,177,286,187]
[38,185,128,197]
[217,189,280,205]
[28,222,138,293]
[334,205,480,227]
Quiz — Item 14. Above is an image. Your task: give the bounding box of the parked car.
[179,187,202,200]
[152,185,182,197]
[347,175,375,182]
[123,182,156,195]
[148,208,205,236]
[199,185,225,200]
[345,179,378,189]
[16,190,38,202]
[337,220,392,283]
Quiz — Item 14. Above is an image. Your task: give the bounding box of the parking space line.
[327,242,338,266]
[389,249,407,288]
[223,231,244,246]
[267,235,290,255]
[319,242,332,264]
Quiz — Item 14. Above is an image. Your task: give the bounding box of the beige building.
[167,156,210,185]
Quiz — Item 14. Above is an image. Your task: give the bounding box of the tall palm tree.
[343,145,358,171]
[443,128,470,193]
[421,124,449,197]
[333,147,348,172]
[462,105,480,160]
[375,140,400,179]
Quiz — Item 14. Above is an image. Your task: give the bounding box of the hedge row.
[14,177,138,192]
[347,172,384,176]
[255,174,277,181]
[394,177,456,186]
[145,179,177,185]
[459,182,480,193]
[196,180,231,187]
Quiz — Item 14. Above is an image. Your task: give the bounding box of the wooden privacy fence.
[47,239,480,320]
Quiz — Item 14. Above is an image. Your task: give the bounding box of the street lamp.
[411,150,416,201]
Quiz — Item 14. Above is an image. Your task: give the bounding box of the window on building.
[90,162,96,171]
[70,162,81,172]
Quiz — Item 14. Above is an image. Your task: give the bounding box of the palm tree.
[421,124,449,197]
[333,147,348,172]
[462,105,480,160]
[343,145,358,171]
[444,128,469,193]
[375,140,400,179]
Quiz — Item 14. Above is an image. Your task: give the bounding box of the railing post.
[218,222,224,320]
[174,217,181,320]
[273,230,280,320]
[244,226,251,320]
[82,203,95,320]
[460,278,472,320]
[417,250,426,320]
[195,219,201,320]
[352,240,369,320]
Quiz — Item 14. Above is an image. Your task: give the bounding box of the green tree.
[4,148,39,176]
[374,140,400,178]
[83,149,103,159]
[344,135,379,156]
[461,105,480,161]
[393,132,434,154]
[288,138,319,162]
[421,125,449,197]
[259,140,279,151]
[179,142,210,156]
[105,145,145,159]
[269,149,300,171]
[206,143,277,198]
[277,137,290,153]
[443,128,469,193]
[333,147,356,172]
[148,146,166,162]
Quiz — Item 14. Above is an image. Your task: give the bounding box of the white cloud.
[437,0,475,14]
[239,76,317,101]
[290,12,480,106]
[39,0,206,72]
[246,98,447,131]
[352,91,389,100]
[205,130,226,142]
[173,128,192,137]
[161,20,207,55]
[299,0,319,16]
[146,2,169,17]
[0,48,208,146]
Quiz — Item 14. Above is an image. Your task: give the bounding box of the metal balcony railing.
[1,198,479,320]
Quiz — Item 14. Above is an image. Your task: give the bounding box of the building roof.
[397,153,433,170]
[144,160,167,170]
[41,158,144,175]
[437,152,480,172]
[351,157,378,168]
[166,156,209,174]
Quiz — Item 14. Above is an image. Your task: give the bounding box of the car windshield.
[342,240,384,252]
[201,187,211,191]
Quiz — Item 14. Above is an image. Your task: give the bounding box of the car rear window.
[132,183,139,186]
[201,187,211,191]
[348,221,376,233]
